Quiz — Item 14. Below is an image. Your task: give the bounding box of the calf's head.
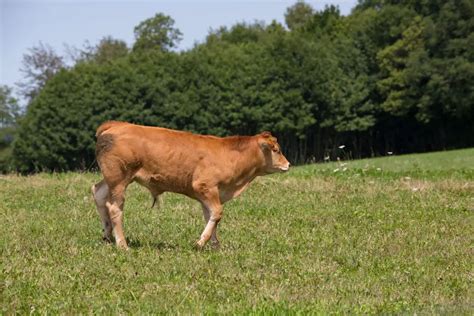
[258,131,290,173]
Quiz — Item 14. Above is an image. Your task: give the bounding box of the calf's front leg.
[196,196,222,249]
[201,203,220,248]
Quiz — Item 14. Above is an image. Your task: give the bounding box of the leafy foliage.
[0,86,20,172]
[0,85,20,127]
[10,2,474,172]
[68,36,129,65]
[133,13,182,52]
[16,42,65,102]
[284,0,314,30]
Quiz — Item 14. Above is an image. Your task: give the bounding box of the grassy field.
[1,149,473,314]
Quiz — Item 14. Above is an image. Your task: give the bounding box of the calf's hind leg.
[106,183,129,250]
[91,180,113,242]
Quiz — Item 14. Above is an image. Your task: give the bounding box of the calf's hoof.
[194,240,206,251]
[116,240,129,251]
[102,235,114,243]
[210,240,221,250]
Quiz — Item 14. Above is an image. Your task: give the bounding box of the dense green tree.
[10,3,474,172]
[93,37,129,64]
[71,36,129,64]
[285,0,314,30]
[132,13,182,52]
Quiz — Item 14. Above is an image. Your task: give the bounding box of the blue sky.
[1,0,357,93]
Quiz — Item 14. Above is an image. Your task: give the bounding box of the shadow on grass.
[97,237,220,252]
[126,238,179,250]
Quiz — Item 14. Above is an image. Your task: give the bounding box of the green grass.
[1,149,473,314]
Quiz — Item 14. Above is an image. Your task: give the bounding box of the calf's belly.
[133,168,195,197]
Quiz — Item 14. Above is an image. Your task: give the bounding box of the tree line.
[1,0,473,173]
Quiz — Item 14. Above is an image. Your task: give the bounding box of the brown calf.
[91,121,290,249]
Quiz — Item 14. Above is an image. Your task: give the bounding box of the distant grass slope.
[319,148,474,171]
[1,148,473,314]
[293,147,474,180]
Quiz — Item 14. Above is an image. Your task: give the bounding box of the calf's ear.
[259,131,277,143]
[258,131,278,151]
[260,131,272,138]
[258,137,277,151]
